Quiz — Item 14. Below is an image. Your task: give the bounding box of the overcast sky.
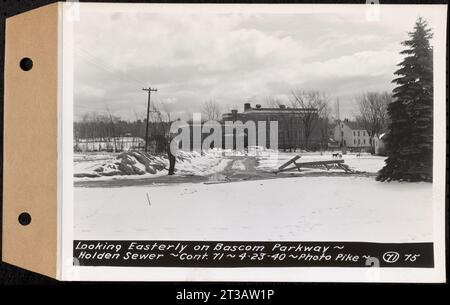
[73,4,442,121]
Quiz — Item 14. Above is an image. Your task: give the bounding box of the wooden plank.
[296,159,344,166]
[278,155,301,171]
[276,159,351,173]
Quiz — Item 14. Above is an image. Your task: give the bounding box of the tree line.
[74,88,392,153]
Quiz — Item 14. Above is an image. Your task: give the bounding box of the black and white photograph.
[65,3,447,282]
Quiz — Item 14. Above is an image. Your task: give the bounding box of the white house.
[333,119,371,150]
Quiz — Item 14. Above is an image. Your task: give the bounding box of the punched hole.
[18,212,31,226]
[19,57,33,71]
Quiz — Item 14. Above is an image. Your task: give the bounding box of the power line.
[74,47,148,88]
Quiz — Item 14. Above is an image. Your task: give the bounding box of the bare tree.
[225,103,239,113]
[355,91,391,139]
[106,108,118,152]
[159,101,172,123]
[202,99,221,121]
[291,90,329,150]
[147,100,173,153]
[74,111,153,152]
[265,96,282,108]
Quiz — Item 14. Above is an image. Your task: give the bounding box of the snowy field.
[74,150,433,242]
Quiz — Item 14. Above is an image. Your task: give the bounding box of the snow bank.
[75,151,166,178]
[74,150,230,179]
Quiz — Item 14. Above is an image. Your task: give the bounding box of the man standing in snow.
[167,132,176,175]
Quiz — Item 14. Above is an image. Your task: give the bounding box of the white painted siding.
[333,121,371,149]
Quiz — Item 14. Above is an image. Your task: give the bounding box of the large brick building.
[222,103,323,150]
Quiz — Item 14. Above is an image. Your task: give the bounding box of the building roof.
[247,107,318,112]
[223,108,318,117]
[222,103,319,120]
[244,108,318,115]
[338,120,366,130]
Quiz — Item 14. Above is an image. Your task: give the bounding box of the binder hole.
[19,57,33,71]
[18,212,31,226]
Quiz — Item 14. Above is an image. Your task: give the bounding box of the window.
[363,131,366,136]
[354,139,356,145]
[358,139,360,144]
[363,139,366,144]
[341,131,343,137]
[358,131,360,136]
[353,131,356,136]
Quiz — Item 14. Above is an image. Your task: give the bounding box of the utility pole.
[143,86,158,152]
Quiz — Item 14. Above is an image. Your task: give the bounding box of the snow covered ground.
[74,150,385,179]
[74,151,433,242]
[74,176,432,242]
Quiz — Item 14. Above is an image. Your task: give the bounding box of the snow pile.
[74,150,229,179]
[231,160,246,170]
[74,151,167,178]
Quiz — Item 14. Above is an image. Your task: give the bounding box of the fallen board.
[277,155,301,171]
[204,180,231,185]
[276,159,354,173]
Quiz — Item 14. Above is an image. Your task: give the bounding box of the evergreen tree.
[377,17,433,182]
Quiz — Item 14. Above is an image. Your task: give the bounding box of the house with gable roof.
[333,119,371,151]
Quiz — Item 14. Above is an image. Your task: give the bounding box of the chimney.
[244,103,251,111]
[231,109,238,120]
[255,104,262,109]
